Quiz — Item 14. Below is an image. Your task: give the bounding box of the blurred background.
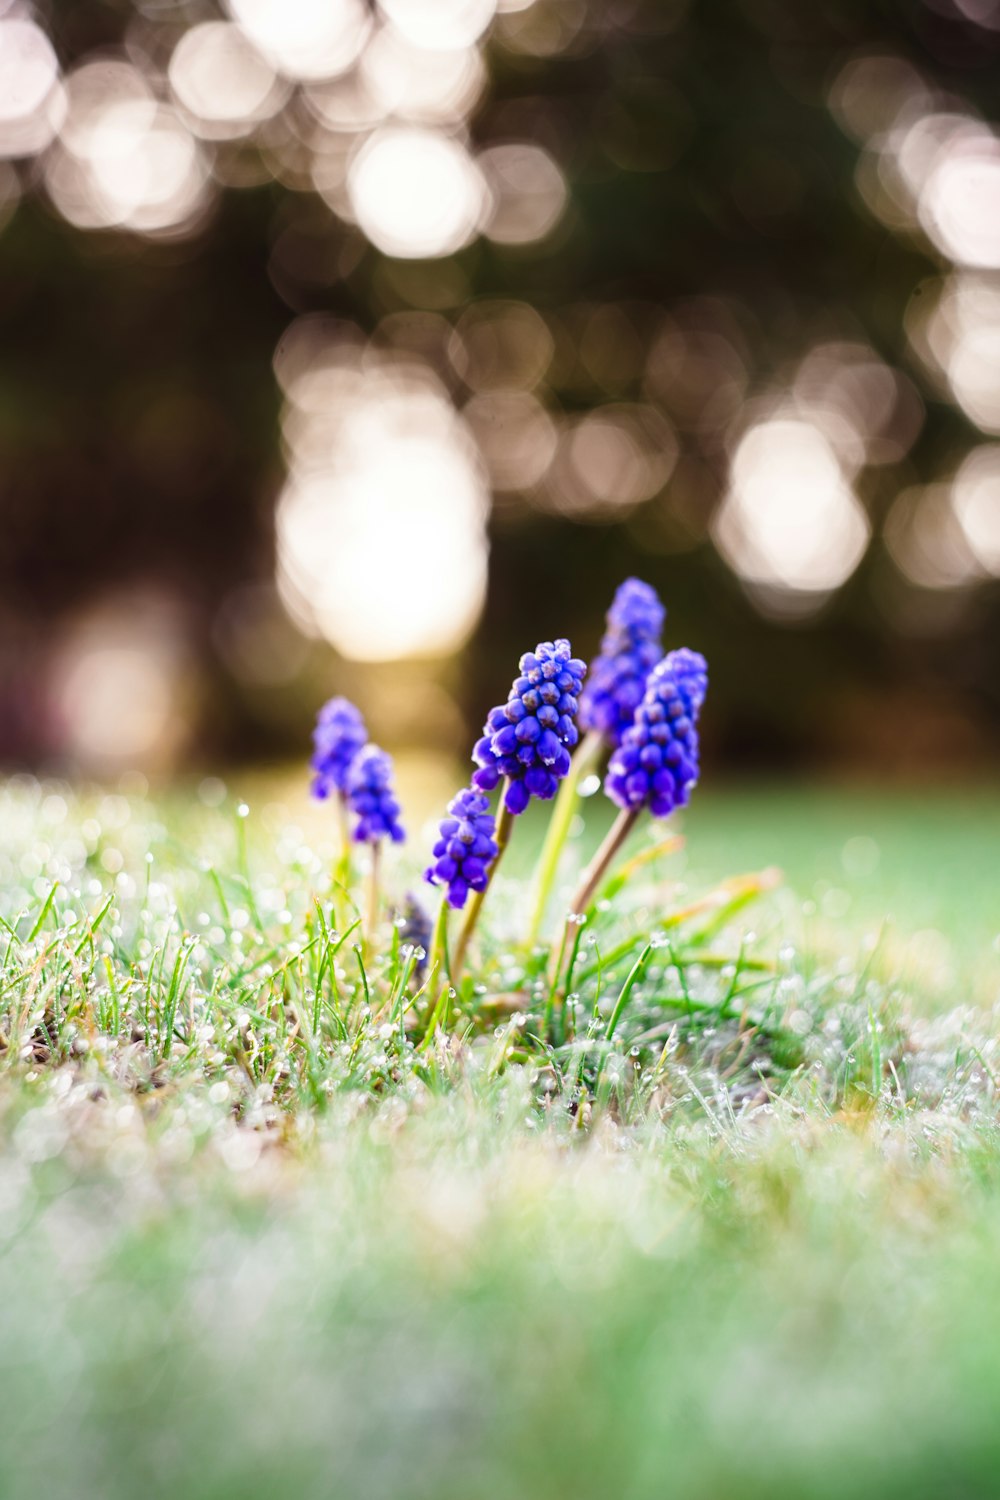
[1,0,999,781]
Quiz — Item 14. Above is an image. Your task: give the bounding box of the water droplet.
[236,802,250,819]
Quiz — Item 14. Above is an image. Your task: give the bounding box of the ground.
[0,775,998,1500]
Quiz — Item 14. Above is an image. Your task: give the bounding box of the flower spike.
[425,787,499,910]
[345,745,406,845]
[605,649,708,817]
[310,697,367,801]
[472,639,587,815]
[550,648,709,1012]
[579,578,666,746]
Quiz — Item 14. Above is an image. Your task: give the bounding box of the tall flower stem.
[365,842,381,943]
[526,729,605,947]
[333,794,352,888]
[449,793,515,983]
[427,895,450,985]
[549,805,640,989]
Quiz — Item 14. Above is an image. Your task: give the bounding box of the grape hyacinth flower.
[398,893,432,980]
[425,787,499,911]
[345,743,404,939]
[345,745,406,845]
[579,577,666,747]
[605,648,707,818]
[472,639,587,816]
[527,580,664,943]
[552,648,709,997]
[310,696,367,801]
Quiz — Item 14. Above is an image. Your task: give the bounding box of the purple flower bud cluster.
[668,646,709,714]
[472,639,587,816]
[605,648,708,818]
[425,786,499,909]
[345,745,406,845]
[310,697,368,800]
[398,893,432,976]
[579,578,666,746]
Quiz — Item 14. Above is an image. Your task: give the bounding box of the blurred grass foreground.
[0,777,998,1499]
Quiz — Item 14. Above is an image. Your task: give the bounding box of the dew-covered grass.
[0,775,999,1500]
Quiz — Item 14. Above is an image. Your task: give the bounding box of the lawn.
[0,776,998,1500]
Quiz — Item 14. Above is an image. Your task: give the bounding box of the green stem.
[549,805,640,990]
[605,942,652,1041]
[449,792,515,983]
[365,842,381,944]
[526,730,605,946]
[334,793,352,889]
[427,895,450,984]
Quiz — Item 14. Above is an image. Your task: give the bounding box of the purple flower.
[398,893,432,976]
[605,648,708,817]
[345,745,406,845]
[425,786,499,910]
[311,697,367,800]
[668,646,708,714]
[472,639,587,816]
[579,578,666,745]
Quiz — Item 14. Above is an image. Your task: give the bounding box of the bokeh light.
[377,0,498,51]
[644,305,749,433]
[914,273,1000,434]
[450,299,554,390]
[361,29,486,125]
[1,0,998,769]
[347,127,486,258]
[275,322,488,661]
[714,418,871,608]
[884,485,981,590]
[919,131,1000,269]
[168,22,288,140]
[45,59,209,234]
[546,404,677,518]
[0,16,64,158]
[478,142,568,245]
[793,342,923,469]
[51,596,192,772]
[225,0,370,82]
[462,391,558,492]
[951,447,1000,575]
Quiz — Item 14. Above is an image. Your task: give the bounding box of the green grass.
[0,776,998,1499]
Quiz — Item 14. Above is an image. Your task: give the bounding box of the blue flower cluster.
[398,893,432,975]
[310,697,367,800]
[579,578,665,745]
[668,646,709,714]
[425,786,499,909]
[472,639,587,815]
[605,648,708,818]
[345,745,406,845]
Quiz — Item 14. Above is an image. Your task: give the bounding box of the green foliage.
[0,780,998,1498]
[0,779,936,1123]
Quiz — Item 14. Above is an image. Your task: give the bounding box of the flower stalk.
[334,793,352,886]
[526,727,605,945]
[365,841,381,942]
[427,894,451,985]
[549,805,640,989]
